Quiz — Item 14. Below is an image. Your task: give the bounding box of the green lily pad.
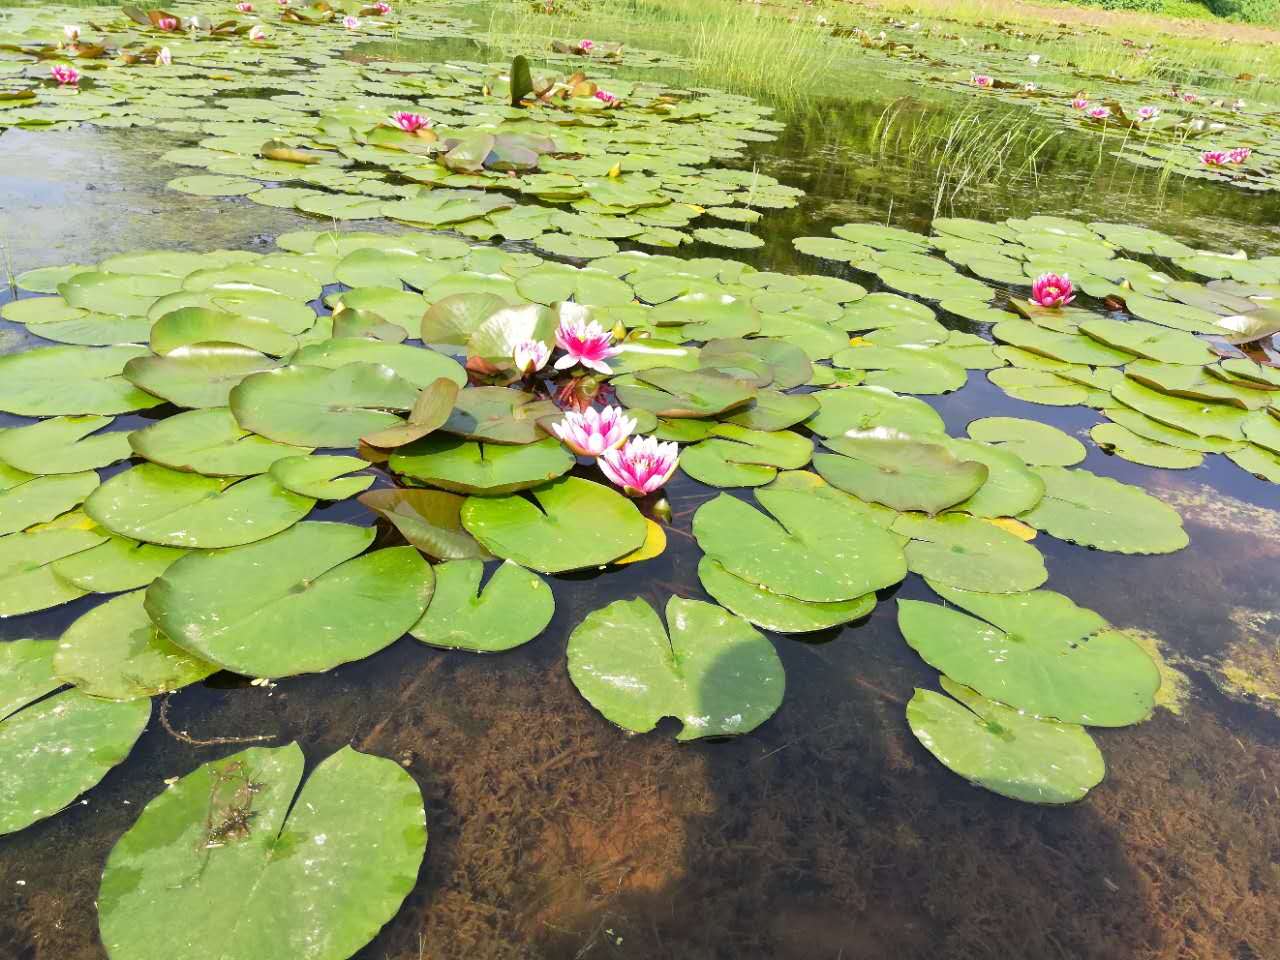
[816,433,989,515]
[1021,467,1189,554]
[150,306,297,357]
[129,408,311,476]
[410,559,553,652]
[60,272,183,317]
[614,367,756,419]
[391,436,574,495]
[901,588,1159,726]
[1100,405,1243,454]
[907,677,1104,805]
[0,416,132,475]
[679,426,812,488]
[269,455,372,500]
[1079,318,1215,366]
[0,528,105,617]
[697,557,874,634]
[230,363,420,448]
[50,536,189,595]
[461,476,646,573]
[0,472,99,536]
[358,488,493,560]
[146,522,434,678]
[965,417,1086,466]
[993,319,1135,366]
[988,367,1089,406]
[805,386,945,438]
[86,463,313,549]
[123,345,279,410]
[567,596,784,740]
[98,744,426,960]
[1090,423,1203,469]
[693,488,906,602]
[0,345,163,416]
[1,640,151,836]
[442,387,559,445]
[832,344,968,394]
[54,589,218,701]
[939,438,1047,518]
[1228,444,1280,482]
[892,513,1047,593]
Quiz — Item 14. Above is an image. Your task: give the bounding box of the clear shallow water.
[2,7,1280,960]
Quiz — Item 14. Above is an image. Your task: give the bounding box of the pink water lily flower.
[594,89,618,106]
[971,74,993,88]
[553,405,636,457]
[554,311,621,374]
[1201,150,1229,167]
[599,435,679,497]
[388,111,431,132]
[373,1,392,12]
[156,46,172,65]
[580,38,594,51]
[1086,105,1110,119]
[50,64,79,86]
[1136,105,1159,121]
[156,16,178,30]
[248,23,266,40]
[237,2,253,11]
[1071,97,1088,110]
[1181,91,1198,103]
[1031,273,1074,308]
[63,24,80,42]
[342,15,359,29]
[1228,147,1252,164]
[512,339,550,376]
[1023,82,1037,92]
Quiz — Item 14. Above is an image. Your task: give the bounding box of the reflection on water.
[2,7,1280,960]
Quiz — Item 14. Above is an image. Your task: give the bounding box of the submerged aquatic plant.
[553,406,636,457]
[512,339,550,376]
[554,311,620,374]
[1031,273,1075,308]
[599,435,679,497]
[49,64,78,86]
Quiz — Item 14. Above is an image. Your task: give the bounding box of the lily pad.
[358,489,493,561]
[1020,467,1189,554]
[461,477,646,573]
[269,456,372,500]
[0,528,105,617]
[391,436,574,495]
[1090,423,1203,469]
[614,367,756,419]
[566,596,784,740]
[0,472,99,536]
[0,345,163,416]
[130,408,311,476]
[965,416,1087,466]
[410,560,553,652]
[891,513,1048,594]
[50,536,189,594]
[816,433,989,515]
[697,557,874,634]
[98,743,426,960]
[0,416,132,475]
[123,345,279,409]
[907,677,1104,805]
[146,522,434,678]
[804,386,944,438]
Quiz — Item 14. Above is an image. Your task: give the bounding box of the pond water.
[2,4,1280,960]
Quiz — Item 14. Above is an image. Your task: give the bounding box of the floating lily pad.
[614,368,756,419]
[901,588,1159,726]
[697,557,874,634]
[54,589,218,701]
[891,513,1047,593]
[816,433,988,515]
[410,559,553,652]
[1090,423,1203,469]
[129,408,310,476]
[49,536,189,595]
[391,436,574,495]
[0,345,163,416]
[693,488,906,602]
[679,426,812,488]
[442,387,559,445]
[461,477,645,573]
[965,417,1087,466]
[567,596,784,740]
[358,489,493,561]
[99,743,426,960]
[0,416,131,475]
[1,640,150,837]
[269,456,372,500]
[0,472,99,537]
[86,464,313,549]
[907,677,1104,805]
[832,344,968,394]
[123,346,279,410]
[1021,466,1188,554]
[146,522,434,678]
[805,386,945,438]
[0,528,105,617]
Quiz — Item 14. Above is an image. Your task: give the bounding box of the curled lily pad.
[99,743,426,960]
[1020,467,1189,554]
[443,387,559,445]
[54,589,218,701]
[410,560,553,652]
[1,640,151,837]
[697,557,874,634]
[567,596,784,740]
[358,488,493,561]
[362,379,459,449]
[907,677,1104,805]
[86,463,313,549]
[816,432,988,515]
[461,477,646,573]
[146,522,434,678]
[693,488,906,603]
[901,587,1159,726]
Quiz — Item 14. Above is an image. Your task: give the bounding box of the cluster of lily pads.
[795,214,1280,481]
[0,2,794,252]
[836,15,1278,191]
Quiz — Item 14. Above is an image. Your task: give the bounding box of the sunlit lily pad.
[129,408,311,476]
[697,557,874,634]
[146,522,433,677]
[0,471,99,537]
[0,416,131,475]
[965,417,1086,466]
[0,528,105,617]
[1090,423,1203,469]
[358,488,493,561]
[123,345,279,410]
[269,455,372,500]
[49,536,189,595]
[816,433,988,515]
[99,743,426,960]
[1020,466,1189,554]
[891,513,1047,593]
[567,596,784,740]
[0,345,163,416]
[410,559,553,652]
